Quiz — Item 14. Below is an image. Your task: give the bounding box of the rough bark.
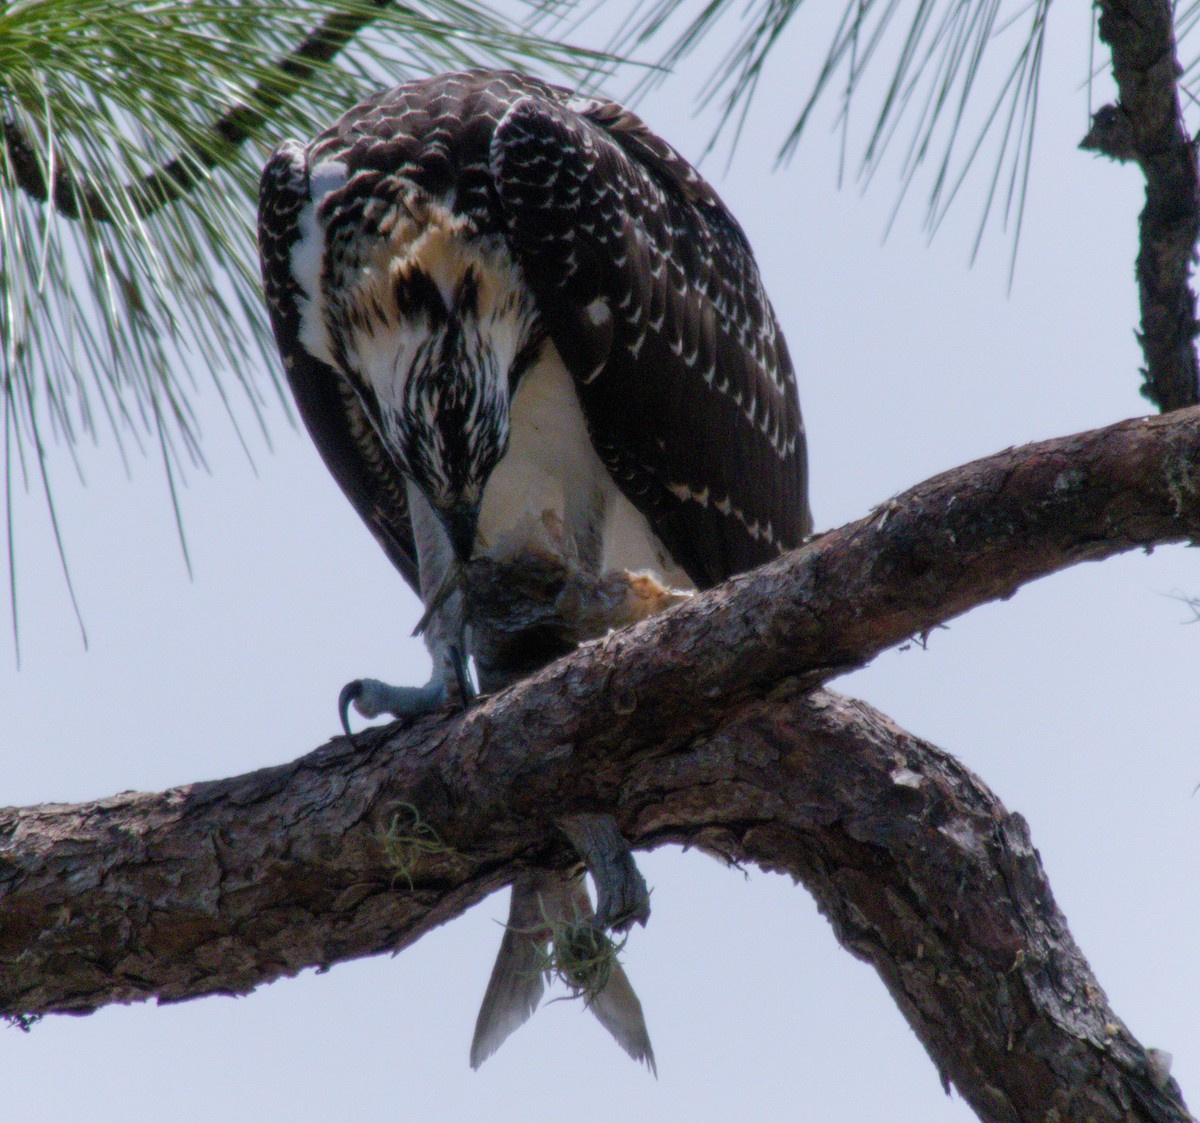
[1,688,1190,1123]
[1086,0,1200,410]
[2,409,1198,1122]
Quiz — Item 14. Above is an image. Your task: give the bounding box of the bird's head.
[392,263,511,561]
[324,193,543,563]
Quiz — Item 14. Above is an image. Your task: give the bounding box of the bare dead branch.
[1086,0,1200,411]
[1,1,391,221]
[2,408,1199,1121]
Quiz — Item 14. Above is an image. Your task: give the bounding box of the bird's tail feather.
[469,869,655,1073]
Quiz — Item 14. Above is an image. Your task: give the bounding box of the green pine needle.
[0,0,612,649]
[580,0,1052,258]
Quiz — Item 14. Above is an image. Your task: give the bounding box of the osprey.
[258,69,811,1069]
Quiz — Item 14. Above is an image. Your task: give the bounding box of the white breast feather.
[290,170,691,596]
[477,343,693,591]
[290,159,347,367]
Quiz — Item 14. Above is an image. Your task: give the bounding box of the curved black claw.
[447,645,475,708]
[338,680,365,737]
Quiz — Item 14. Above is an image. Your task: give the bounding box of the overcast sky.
[4,2,1197,1120]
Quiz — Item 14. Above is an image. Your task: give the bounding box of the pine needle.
[0,0,612,649]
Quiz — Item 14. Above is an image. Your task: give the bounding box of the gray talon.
[336,676,448,734]
[338,680,364,736]
[557,814,651,933]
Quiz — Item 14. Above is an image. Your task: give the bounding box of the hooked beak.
[442,500,480,566]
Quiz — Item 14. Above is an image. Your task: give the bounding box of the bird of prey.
[257,69,811,1069]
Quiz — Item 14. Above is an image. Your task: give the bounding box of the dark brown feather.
[491,80,811,586]
[258,69,811,593]
[258,146,419,588]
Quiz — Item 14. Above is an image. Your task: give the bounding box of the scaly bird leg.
[411,560,463,638]
[338,644,475,735]
[338,554,480,735]
[557,813,651,932]
[338,676,446,736]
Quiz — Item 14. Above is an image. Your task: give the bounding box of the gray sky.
[3,2,1197,1120]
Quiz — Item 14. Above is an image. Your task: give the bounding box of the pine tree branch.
[2,407,1199,1121]
[1086,0,1200,411]
[1,1,392,221]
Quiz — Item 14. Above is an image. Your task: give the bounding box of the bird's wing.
[258,141,421,593]
[491,88,812,588]
[258,70,811,593]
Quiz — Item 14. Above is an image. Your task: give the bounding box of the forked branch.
[3,408,1199,1122]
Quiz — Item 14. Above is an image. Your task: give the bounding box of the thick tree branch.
[3,409,1199,1121]
[2,688,1190,1123]
[1,1,392,221]
[1085,0,1200,411]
